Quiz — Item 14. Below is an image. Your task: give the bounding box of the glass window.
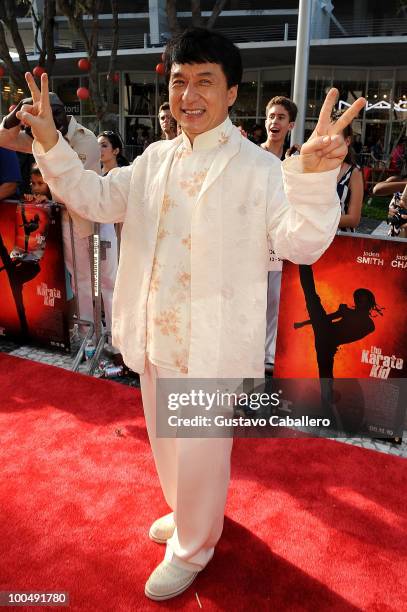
[306,67,333,118]
[333,68,366,116]
[98,73,120,114]
[123,72,156,116]
[125,116,154,156]
[52,76,81,115]
[394,69,407,121]
[365,70,393,121]
[234,71,258,118]
[260,68,292,116]
[0,79,25,115]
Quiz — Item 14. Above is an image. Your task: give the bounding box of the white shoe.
[144,560,198,601]
[148,513,175,544]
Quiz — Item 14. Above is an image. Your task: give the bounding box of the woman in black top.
[337,124,364,232]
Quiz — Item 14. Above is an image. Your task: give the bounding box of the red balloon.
[78,58,91,71]
[33,65,45,77]
[0,65,5,77]
[107,71,120,83]
[8,104,17,112]
[155,62,165,76]
[77,86,90,100]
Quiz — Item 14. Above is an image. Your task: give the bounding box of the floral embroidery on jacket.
[149,256,162,292]
[180,170,208,197]
[218,132,229,146]
[157,227,169,242]
[181,234,191,250]
[174,145,191,160]
[146,118,233,373]
[154,306,182,343]
[171,348,189,373]
[177,271,191,289]
[162,193,177,214]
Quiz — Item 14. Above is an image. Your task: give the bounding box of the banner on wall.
[0,199,69,349]
[274,234,407,439]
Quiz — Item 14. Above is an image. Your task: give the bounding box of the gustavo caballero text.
[168,415,331,428]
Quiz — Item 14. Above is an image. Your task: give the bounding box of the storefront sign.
[64,103,80,115]
[339,99,407,112]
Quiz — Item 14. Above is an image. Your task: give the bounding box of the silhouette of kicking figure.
[0,233,40,337]
[20,205,40,252]
[294,265,383,427]
[295,265,383,378]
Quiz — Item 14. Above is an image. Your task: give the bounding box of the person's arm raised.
[17,72,131,225]
[338,166,364,229]
[266,89,366,264]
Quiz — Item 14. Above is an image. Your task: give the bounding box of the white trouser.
[140,359,233,571]
[265,270,282,364]
[62,215,117,333]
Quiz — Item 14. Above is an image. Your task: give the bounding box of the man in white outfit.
[17,28,365,602]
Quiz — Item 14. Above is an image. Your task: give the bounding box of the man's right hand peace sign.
[299,88,366,173]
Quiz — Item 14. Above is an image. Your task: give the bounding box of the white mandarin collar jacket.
[34,121,340,378]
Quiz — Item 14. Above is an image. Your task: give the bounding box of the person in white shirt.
[17,27,366,602]
[261,96,298,374]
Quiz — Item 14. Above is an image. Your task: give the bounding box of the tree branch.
[207,0,228,29]
[0,20,28,92]
[191,0,202,27]
[166,0,180,36]
[106,0,119,108]
[0,0,31,74]
[44,0,56,75]
[57,0,91,54]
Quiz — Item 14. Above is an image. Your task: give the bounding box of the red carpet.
[0,352,406,611]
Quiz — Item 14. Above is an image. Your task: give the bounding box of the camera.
[387,193,407,236]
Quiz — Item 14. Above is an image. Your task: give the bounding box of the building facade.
[1,0,406,161]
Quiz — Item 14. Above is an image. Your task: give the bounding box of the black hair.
[353,288,384,317]
[30,163,43,177]
[332,112,356,165]
[30,163,52,199]
[98,131,130,167]
[266,96,298,122]
[158,101,171,114]
[163,27,243,89]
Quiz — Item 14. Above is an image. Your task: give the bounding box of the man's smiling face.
[169,62,238,142]
[265,104,294,143]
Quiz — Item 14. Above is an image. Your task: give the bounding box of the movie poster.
[0,199,69,349]
[274,234,407,438]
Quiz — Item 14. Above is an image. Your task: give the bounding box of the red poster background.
[274,234,407,379]
[0,200,69,349]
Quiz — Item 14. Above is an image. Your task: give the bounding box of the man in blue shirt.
[0,146,22,200]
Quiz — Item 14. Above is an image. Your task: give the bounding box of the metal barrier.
[67,214,117,375]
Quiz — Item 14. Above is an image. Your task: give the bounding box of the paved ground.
[357,217,384,235]
[1,218,405,457]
